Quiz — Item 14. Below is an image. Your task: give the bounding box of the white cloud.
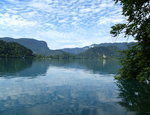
[0,13,37,27]
[98,16,124,25]
[80,8,92,13]
[28,2,53,12]
[0,0,134,49]
[58,18,68,23]
[99,2,114,8]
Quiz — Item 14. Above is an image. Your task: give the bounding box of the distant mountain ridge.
[61,42,133,54]
[0,37,134,57]
[0,37,63,56]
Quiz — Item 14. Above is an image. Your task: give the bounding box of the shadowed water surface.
[0,59,149,115]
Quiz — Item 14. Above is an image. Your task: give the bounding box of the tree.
[0,40,34,58]
[110,0,150,81]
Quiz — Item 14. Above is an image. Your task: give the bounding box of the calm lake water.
[0,59,149,115]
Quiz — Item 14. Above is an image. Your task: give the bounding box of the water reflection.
[117,80,150,115]
[46,59,120,74]
[0,59,50,77]
[0,59,148,115]
[0,78,125,115]
[0,58,33,76]
[0,59,120,78]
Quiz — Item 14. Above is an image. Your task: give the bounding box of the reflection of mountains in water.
[0,59,120,77]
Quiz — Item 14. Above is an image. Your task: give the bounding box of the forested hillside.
[78,46,121,59]
[0,40,34,58]
[48,46,123,59]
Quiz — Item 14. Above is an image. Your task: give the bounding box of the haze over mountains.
[0,37,133,57]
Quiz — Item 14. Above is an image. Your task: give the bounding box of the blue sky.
[0,0,134,49]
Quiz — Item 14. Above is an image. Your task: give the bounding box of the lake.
[0,59,149,115]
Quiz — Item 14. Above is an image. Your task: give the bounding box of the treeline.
[0,40,125,59]
[36,53,76,59]
[0,40,34,58]
[36,46,122,59]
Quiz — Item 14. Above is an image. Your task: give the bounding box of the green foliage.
[111,0,150,81]
[35,54,47,59]
[116,44,150,81]
[110,24,126,37]
[0,40,34,58]
[111,0,150,41]
[137,67,150,81]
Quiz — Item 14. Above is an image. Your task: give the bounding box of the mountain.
[91,43,132,50]
[0,37,134,58]
[51,45,127,59]
[0,40,34,58]
[60,47,87,54]
[0,37,63,56]
[56,43,135,59]
[77,46,121,59]
[60,42,133,54]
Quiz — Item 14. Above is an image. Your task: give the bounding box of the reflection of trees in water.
[0,58,33,75]
[116,80,150,115]
[0,59,50,77]
[0,58,120,77]
[48,59,120,74]
[19,59,50,77]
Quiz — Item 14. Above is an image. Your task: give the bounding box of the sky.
[0,0,134,49]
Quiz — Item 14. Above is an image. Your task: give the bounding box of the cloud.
[28,1,53,13]
[0,13,37,27]
[98,15,124,25]
[1,0,123,28]
[0,0,134,49]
